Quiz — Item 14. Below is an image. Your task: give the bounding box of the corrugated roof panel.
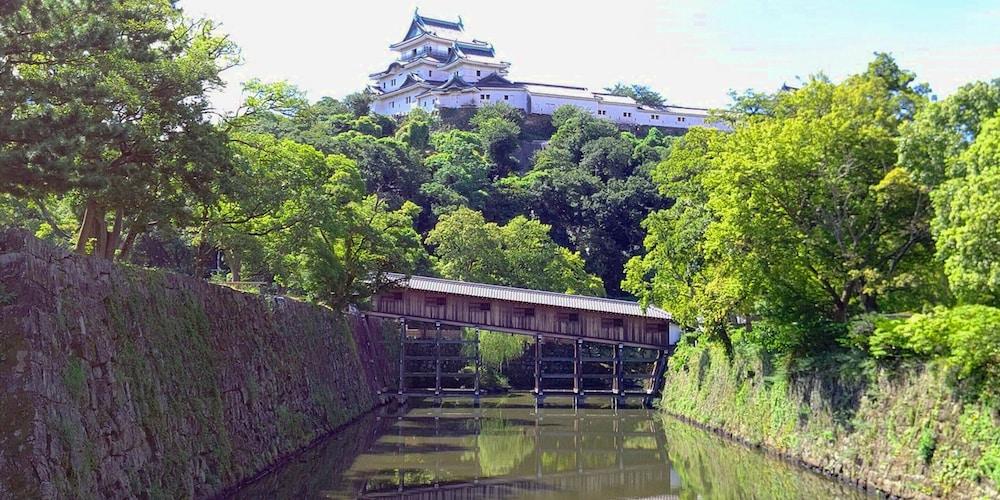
[385,274,671,320]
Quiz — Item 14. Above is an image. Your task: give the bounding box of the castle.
[369,10,719,131]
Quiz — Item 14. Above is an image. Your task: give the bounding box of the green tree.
[898,79,1000,187]
[623,128,742,349]
[706,68,932,325]
[421,131,492,215]
[627,57,936,352]
[395,109,433,151]
[299,195,427,309]
[328,132,428,206]
[604,83,666,107]
[425,207,604,296]
[0,0,238,259]
[930,114,1000,305]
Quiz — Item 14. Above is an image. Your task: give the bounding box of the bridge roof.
[385,273,671,321]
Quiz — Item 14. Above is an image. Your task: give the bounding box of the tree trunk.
[104,209,123,259]
[74,199,100,254]
[712,323,735,359]
[116,226,140,262]
[224,248,242,282]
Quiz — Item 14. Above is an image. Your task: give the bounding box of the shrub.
[870,305,1000,389]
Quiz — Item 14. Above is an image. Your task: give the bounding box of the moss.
[918,428,937,464]
[660,342,999,498]
[63,357,87,403]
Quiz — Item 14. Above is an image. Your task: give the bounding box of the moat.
[229,395,876,499]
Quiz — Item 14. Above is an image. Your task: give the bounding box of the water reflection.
[231,395,875,499]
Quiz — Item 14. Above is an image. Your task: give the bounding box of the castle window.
[677,116,686,122]
[480,94,485,100]
[428,70,432,77]
[412,48,417,55]
[476,70,481,76]
[504,95,509,100]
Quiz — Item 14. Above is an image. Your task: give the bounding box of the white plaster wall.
[598,103,639,124]
[437,92,478,108]
[473,89,527,110]
[529,94,598,116]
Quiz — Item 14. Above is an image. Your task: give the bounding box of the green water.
[231,395,876,499]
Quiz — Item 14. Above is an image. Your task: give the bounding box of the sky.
[179,0,1000,113]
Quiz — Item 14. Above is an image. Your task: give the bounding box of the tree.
[425,207,604,296]
[395,109,433,151]
[421,131,492,215]
[627,57,936,352]
[580,136,634,179]
[299,195,427,309]
[344,89,376,117]
[623,128,743,349]
[604,83,666,107]
[197,132,335,282]
[470,104,524,175]
[931,114,1000,305]
[704,68,932,325]
[0,0,238,259]
[899,79,1000,188]
[328,132,428,207]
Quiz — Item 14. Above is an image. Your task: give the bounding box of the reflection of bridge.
[359,464,680,499]
[352,406,683,499]
[367,275,681,406]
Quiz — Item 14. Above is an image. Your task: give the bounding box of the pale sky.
[179,0,1000,113]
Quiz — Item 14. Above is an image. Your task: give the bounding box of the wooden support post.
[474,328,481,404]
[398,318,406,396]
[434,322,442,397]
[614,343,624,405]
[573,339,582,399]
[534,334,542,402]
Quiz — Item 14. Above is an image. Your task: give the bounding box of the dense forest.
[3,1,1000,404]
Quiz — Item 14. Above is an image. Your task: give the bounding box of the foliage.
[604,83,666,107]
[628,56,938,356]
[869,305,1000,390]
[899,79,1000,188]
[929,115,1000,305]
[421,131,493,215]
[0,0,239,259]
[425,207,605,296]
[661,340,999,498]
[294,195,427,309]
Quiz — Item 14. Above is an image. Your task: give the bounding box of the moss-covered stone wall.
[0,230,398,499]
[660,343,999,499]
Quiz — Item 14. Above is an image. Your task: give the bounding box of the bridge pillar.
[534,334,543,408]
[397,318,406,399]
[645,349,667,408]
[434,322,442,401]
[473,328,481,406]
[573,339,583,408]
[613,343,624,409]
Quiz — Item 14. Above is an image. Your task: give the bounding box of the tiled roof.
[595,93,638,106]
[475,73,521,88]
[385,273,671,320]
[436,73,474,90]
[519,82,596,100]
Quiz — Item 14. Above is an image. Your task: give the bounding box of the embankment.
[0,230,398,498]
[660,343,999,499]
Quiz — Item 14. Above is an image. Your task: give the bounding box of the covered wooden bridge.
[366,274,680,406]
